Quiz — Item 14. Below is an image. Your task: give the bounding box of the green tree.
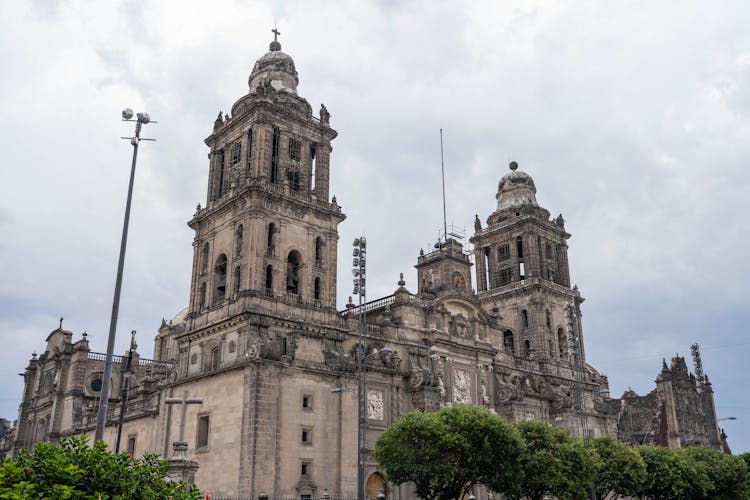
[373,405,525,500]
[0,435,202,499]
[590,436,646,499]
[636,445,703,500]
[511,420,596,500]
[682,446,749,500]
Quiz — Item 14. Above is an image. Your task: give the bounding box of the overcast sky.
[1,0,748,453]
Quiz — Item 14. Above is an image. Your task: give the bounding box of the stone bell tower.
[470,162,585,362]
[185,32,345,324]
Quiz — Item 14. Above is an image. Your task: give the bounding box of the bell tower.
[470,162,584,362]
[186,33,345,322]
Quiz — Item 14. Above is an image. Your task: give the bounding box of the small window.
[302,394,312,411]
[521,309,529,328]
[233,266,241,295]
[516,236,524,258]
[545,243,553,260]
[196,414,210,450]
[90,377,102,392]
[496,268,512,287]
[301,427,312,445]
[313,277,321,300]
[230,142,241,165]
[503,330,515,354]
[546,309,552,330]
[301,461,311,478]
[201,243,210,273]
[127,435,136,455]
[498,244,510,261]
[265,265,274,292]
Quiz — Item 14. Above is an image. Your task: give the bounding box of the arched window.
[214,254,227,302]
[265,265,274,292]
[210,346,220,371]
[521,309,529,328]
[267,223,276,256]
[558,327,567,357]
[503,330,515,354]
[286,250,302,294]
[199,282,207,309]
[201,243,210,273]
[523,340,531,358]
[314,277,321,300]
[546,309,552,330]
[233,266,241,295]
[235,225,243,255]
[315,237,323,264]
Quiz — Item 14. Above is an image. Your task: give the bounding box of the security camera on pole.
[95,109,156,443]
[352,237,367,500]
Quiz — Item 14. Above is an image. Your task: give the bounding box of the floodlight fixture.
[121,108,134,120]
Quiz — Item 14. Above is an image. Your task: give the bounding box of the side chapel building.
[5,36,729,496]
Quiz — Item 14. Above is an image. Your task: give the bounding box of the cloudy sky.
[1,0,748,453]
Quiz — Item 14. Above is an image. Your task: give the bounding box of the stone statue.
[474,214,481,231]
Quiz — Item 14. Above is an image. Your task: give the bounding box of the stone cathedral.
[4,36,729,497]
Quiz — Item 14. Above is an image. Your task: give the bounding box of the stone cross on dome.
[270,27,281,51]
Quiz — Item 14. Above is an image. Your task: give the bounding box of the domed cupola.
[495,161,539,210]
[248,30,299,94]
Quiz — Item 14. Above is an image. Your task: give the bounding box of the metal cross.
[272,27,280,41]
[165,390,203,443]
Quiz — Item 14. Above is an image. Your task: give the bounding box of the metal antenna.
[440,129,447,242]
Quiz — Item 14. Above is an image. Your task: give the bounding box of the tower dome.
[495,161,539,210]
[248,35,299,94]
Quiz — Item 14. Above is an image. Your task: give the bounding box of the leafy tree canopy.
[512,420,596,500]
[373,405,525,500]
[636,445,703,500]
[0,435,202,499]
[590,436,646,500]
[682,445,749,500]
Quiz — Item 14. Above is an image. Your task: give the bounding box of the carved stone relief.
[453,369,472,404]
[367,390,384,421]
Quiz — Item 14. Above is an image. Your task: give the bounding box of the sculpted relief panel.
[367,390,384,421]
[453,369,472,404]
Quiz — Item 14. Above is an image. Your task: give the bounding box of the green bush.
[0,435,202,499]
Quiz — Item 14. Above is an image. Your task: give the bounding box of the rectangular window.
[289,138,301,160]
[271,128,280,183]
[196,414,210,450]
[301,461,311,478]
[498,244,510,261]
[127,435,136,455]
[302,394,312,411]
[519,262,526,280]
[301,427,312,445]
[496,268,512,287]
[545,243,553,260]
[230,142,241,165]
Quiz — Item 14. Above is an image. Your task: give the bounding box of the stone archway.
[366,471,386,500]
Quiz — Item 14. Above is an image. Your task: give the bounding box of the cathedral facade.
[5,37,727,497]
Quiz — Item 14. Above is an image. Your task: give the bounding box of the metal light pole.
[352,237,367,500]
[115,330,137,453]
[95,109,156,442]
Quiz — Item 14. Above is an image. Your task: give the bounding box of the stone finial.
[419,248,424,256]
[224,113,230,122]
[331,195,337,205]
[31,352,38,360]
[398,272,406,287]
[573,283,578,290]
[213,111,224,131]
[196,203,201,212]
[509,161,518,171]
[556,213,565,228]
[81,331,88,340]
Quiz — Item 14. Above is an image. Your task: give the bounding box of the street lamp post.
[95,109,156,442]
[352,236,367,500]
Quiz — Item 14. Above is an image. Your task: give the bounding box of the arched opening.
[270,128,280,183]
[233,266,241,295]
[201,243,209,273]
[521,309,529,328]
[235,224,243,255]
[267,223,276,256]
[483,247,490,290]
[314,277,321,300]
[558,327,567,357]
[265,265,274,293]
[523,339,532,358]
[210,346,220,371]
[199,282,207,309]
[309,143,317,191]
[214,254,227,302]
[503,330,515,354]
[546,309,552,330]
[315,237,323,265]
[286,250,302,294]
[366,472,386,500]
